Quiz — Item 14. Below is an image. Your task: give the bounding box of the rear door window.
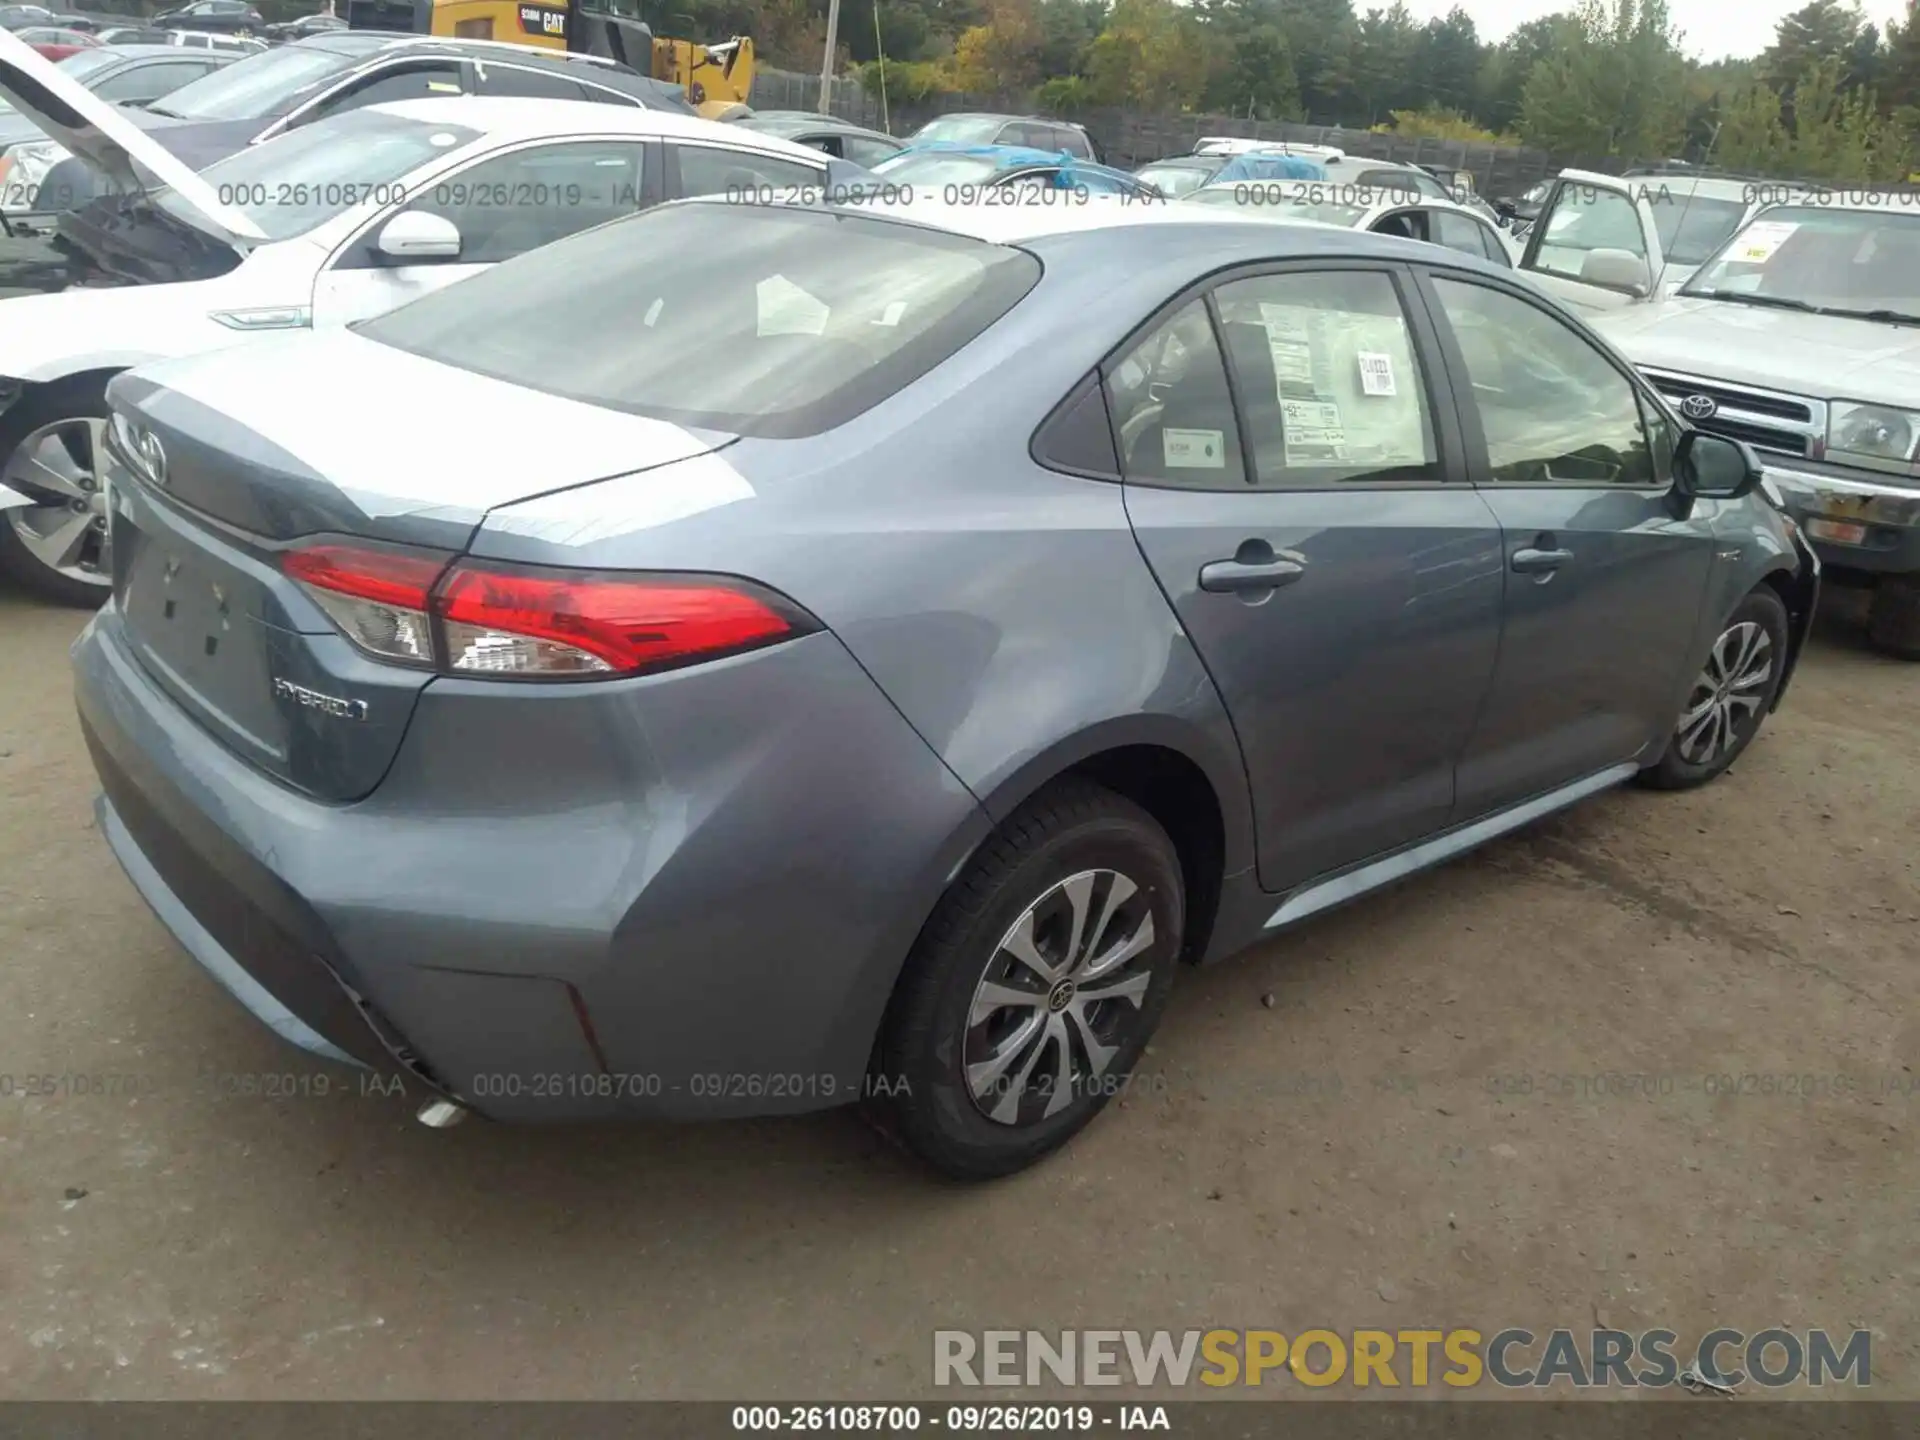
[391,140,648,263]
[672,142,824,197]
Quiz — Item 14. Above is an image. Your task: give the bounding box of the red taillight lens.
[437,565,800,677]
[284,543,448,666]
[284,541,810,680]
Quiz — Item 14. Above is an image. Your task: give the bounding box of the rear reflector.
[283,541,814,680]
[284,544,444,666]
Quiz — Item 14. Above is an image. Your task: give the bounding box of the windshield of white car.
[1680,205,1920,322]
[872,150,1008,187]
[1179,185,1368,227]
[358,201,1043,438]
[907,116,1005,145]
[0,43,112,109]
[152,111,481,240]
[144,43,352,119]
[1650,194,1747,266]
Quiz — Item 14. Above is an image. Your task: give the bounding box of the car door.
[666,138,828,198]
[1416,268,1716,819]
[1114,262,1505,893]
[1517,170,1666,315]
[310,138,652,326]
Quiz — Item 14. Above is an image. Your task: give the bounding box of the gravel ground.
[0,582,1914,1400]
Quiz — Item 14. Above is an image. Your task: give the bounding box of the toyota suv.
[1515,179,1920,656]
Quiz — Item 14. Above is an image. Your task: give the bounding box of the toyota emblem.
[1680,394,1718,421]
[133,426,168,487]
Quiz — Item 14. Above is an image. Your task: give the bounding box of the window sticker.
[1358,350,1396,396]
[1731,221,1797,264]
[1164,427,1227,468]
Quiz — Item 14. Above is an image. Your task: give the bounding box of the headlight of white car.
[0,139,71,212]
[1828,400,1920,467]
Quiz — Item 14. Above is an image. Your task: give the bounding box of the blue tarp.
[1208,153,1330,184]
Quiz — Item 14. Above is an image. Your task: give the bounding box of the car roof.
[86,41,195,55]
[365,93,833,158]
[893,140,1081,167]
[919,111,1083,128]
[742,111,894,140]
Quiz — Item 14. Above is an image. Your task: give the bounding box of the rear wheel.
[1866,573,1920,660]
[0,378,115,608]
[1639,587,1789,790]
[868,780,1183,1181]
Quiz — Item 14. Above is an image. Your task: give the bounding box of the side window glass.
[1372,209,1425,242]
[399,141,647,265]
[1055,128,1091,158]
[844,136,898,168]
[1475,221,1512,265]
[480,66,585,101]
[1638,390,1674,484]
[674,144,822,197]
[1533,184,1650,292]
[1430,276,1656,486]
[310,63,463,121]
[95,63,201,102]
[1105,299,1247,489]
[1214,269,1440,488]
[1432,210,1490,260]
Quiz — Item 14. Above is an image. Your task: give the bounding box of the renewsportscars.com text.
[933,1327,1871,1389]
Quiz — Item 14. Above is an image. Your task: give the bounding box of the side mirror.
[374,210,461,262]
[1579,247,1650,295]
[1674,429,1761,500]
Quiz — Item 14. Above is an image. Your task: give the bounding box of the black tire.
[0,376,115,608]
[1866,573,1920,661]
[1639,586,1790,791]
[867,779,1184,1181]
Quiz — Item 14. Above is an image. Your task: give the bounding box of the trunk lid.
[0,28,265,244]
[103,331,738,802]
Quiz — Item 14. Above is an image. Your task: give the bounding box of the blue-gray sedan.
[73,197,1818,1179]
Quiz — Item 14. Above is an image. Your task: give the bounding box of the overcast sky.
[1389,0,1909,60]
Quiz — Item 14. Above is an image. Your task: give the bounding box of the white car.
[1179,180,1522,269]
[0,29,850,603]
[1507,168,1798,312]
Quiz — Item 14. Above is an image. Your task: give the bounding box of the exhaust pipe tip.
[415,1098,469,1129]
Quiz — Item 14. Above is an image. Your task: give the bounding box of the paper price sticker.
[1732,221,1797,264]
[1164,428,1227,469]
[1357,351,1396,396]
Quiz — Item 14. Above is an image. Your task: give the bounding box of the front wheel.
[868,780,1184,1181]
[1639,586,1789,791]
[0,379,115,607]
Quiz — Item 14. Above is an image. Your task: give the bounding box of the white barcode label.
[1163,428,1226,468]
[1358,351,1396,396]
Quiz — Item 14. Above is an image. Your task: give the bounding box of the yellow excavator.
[341,0,754,118]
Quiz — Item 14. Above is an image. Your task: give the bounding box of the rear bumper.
[1765,462,1920,576]
[74,601,989,1123]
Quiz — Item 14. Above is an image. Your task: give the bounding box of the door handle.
[1199,557,1306,593]
[1510,546,1573,574]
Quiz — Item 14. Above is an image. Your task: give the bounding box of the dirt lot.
[0,581,1915,1401]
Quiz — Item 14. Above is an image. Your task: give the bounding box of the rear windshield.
[873,150,1011,187]
[1135,161,1212,196]
[160,111,482,240]
[358,201,1043,438]
[146,43,352,120]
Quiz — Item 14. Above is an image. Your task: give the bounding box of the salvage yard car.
[1581,199,1920,657]
[72,193,1815,1180]
[0,31,855,602]
[871,141,1159,200]
[1180,179,1520,267]
[0,30,698,232]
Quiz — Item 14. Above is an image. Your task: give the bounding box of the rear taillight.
[284,540,814,680]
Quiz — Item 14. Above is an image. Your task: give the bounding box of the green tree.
[1411,6,1482,116]
[1474,14,1577,135]
[947,0,1044,91]
[1349,1,1421,125]
[1517,0,1688,163]
[1033,0,1106,78]
[1084,0,1206,109]
[1716,55,1910,178]
[1196,0,1301,118]
[1760,0,1871,94]
[1284,0,1358,121]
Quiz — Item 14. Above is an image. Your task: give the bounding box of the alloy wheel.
[3,417,112,589]
[965,868,1158,1126]
[1674,620,1773,766]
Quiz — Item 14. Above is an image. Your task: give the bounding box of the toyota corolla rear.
[72,200,1045,1120]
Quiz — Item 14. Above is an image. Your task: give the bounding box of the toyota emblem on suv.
[1681,394,1718,421]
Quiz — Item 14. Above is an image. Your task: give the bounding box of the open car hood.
[0,27,266,245]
